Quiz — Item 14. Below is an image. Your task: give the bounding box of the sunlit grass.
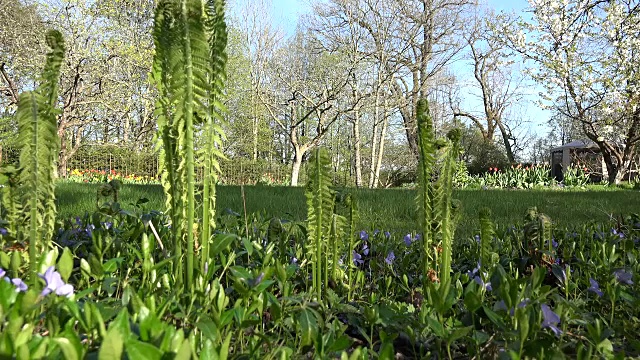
[55,181,640,240]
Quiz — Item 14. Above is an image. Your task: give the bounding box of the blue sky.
[267,0,550,141]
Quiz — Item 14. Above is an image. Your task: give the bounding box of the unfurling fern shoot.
[415,98,461,294]
[478,207,495,278]
[152,0,227,291]
[415,99,437,293]
[437,128,461,287]
[15,30,65,278]
[305,147,334,301]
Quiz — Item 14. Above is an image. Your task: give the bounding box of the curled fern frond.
[478,207,495,274]
[305,147,334,301]
[16,30,65,277]
[152,0,228,290]
[201,0,228,274]
[415,99,437,281]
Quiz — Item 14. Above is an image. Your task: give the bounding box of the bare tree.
[451,11,526,163]
[259,29,357,186]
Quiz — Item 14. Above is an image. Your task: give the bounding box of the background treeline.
[1,0,638,185]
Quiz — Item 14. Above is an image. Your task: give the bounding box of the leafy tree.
[498,0,640,183]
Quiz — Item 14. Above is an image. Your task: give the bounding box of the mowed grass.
[55,182,640,240]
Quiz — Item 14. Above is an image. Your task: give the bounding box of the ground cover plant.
[1,1,639,359]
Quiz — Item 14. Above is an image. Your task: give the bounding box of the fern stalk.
[201,0,228,273]
[179,0,197,290]
[305,148,334,301]
[478,207,494,275]
[415,99,437,294]
[437,129,461,288]
[16,30,64,278]
[152,0,227,291]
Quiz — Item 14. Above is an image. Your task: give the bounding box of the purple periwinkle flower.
[414,233,422,241]
[474,234,480,243]
[385,251,395,265]
[0,268,5,278]
[373,229,380,236]
[614,269,633,285]
[39,266,74,297]
[362,243,369,256]
[360,230,369,241]
[473,276,492,291]
[506,298,530,316]
[468,261,481,277]
[0,228,7,236]
[610,229,625,238]
[11,278,27,292]
[384,231,391,239]
[253,272,265,286]
[588,278,603,297]
[353,250,363,265]
[403,234,412,246]
[541,304,562,337]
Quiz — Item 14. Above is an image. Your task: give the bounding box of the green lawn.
[54,182,640,240]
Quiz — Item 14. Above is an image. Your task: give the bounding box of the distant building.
[550,140,639,182]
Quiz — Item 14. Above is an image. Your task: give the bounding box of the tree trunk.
[58,129,68,178]
[353,112,362,187]
[497,121,515,163]
[373,100,389,188]
[368,88,381,188]
[290,147,305,186]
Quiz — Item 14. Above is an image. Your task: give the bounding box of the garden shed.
[550,140,639,182]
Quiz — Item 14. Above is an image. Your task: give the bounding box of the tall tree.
[498,0,640,183]
[1,0,157,175]
[452,10,526,163]
[260,29,356,186]
[228,0,282,161]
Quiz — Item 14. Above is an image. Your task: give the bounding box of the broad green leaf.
[57,247,73,282]
[209,233,238,257]
[483,305,505,329]
[125,339,163,360]
[98,326,124,360]
[426,316,445,338]
[448,326,472,343]
[297,308,318,347]
[53,337,80,360]
[196,318,218,340]
[108,310,131,339]
[174,339,192,360]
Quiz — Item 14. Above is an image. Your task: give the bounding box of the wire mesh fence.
[0,144,305,185]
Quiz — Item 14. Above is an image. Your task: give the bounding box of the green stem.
[181,0,196,291]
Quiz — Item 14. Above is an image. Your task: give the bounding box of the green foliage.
[13,30,65,278]
[3,3,640,360]
[478,207,495,275]
[470,164,555,189]
[562,165,590,187]
[305,147,335,301]
[452,160,472,189]
[152,0,227,290]
[415,99,462,296]
[415,99,437,290]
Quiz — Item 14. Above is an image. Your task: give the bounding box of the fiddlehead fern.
[15,30,65,277]
[152,0,227,290]
[305,147,334,301]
